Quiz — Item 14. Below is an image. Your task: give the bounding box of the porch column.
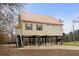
[45,36,47,45]
[16,35,19,47]
[16,35,24,48]
[29,36,31,45]
[60,36,64,45]
[50,36,53,46]
[38,36,40,46]
[55,36,58,45]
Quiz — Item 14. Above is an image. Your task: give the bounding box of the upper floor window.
[36,24,43,30]
[25,23,32,30]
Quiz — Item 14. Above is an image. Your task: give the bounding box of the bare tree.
[0,3,25,43]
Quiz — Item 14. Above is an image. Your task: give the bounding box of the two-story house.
[16,12,63,47]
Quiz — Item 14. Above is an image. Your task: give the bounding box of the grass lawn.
[64,41,79,46]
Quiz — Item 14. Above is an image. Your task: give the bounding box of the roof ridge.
[20,11,58,19]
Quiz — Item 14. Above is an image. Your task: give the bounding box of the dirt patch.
[0,44,79,56]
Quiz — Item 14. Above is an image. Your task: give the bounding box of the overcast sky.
[24,3,79,33]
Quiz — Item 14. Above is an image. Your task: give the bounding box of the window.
[36,24,43,30]
[25,23,32,30]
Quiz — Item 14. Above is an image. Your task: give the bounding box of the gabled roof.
[20,12,62,25]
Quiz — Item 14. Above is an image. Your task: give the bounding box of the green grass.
[64,41,79,46]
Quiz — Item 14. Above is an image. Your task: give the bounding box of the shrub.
[0,34,5,45]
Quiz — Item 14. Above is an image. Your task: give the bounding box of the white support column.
[20,35,24,47]
[15,35,19,47]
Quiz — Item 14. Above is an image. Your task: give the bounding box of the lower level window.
[25,23,32,30]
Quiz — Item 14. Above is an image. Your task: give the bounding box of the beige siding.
[21,22,63,36]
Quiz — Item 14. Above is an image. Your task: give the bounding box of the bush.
[0,34,5,45]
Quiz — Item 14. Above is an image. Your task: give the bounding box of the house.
[15,12,64,47]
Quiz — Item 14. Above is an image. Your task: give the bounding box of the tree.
[0,3,25,43]
[0,28,4,45]
[65,29,79,42]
